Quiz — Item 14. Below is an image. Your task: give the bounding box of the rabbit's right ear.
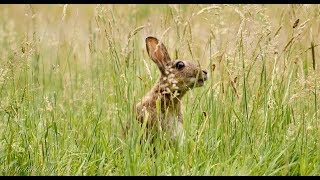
[146,37,171,74]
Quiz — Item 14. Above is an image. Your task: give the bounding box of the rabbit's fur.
[136,37,208,142]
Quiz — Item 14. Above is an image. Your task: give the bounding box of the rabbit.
[136,36,208,143]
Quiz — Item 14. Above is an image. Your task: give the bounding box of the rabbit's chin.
[196,79,205,86]
[195,80,206,87]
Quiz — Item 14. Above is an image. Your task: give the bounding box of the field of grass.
[0,4,319,175]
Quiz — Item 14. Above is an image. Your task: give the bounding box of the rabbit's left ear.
[146,37,171,74]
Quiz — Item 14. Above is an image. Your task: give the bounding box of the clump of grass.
[0,4,319,176]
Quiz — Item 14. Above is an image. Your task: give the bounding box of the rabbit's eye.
[176,61,185,70]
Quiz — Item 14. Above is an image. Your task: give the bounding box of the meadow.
[0,4,319,175]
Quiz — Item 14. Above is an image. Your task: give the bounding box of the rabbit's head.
[146,37,208,95]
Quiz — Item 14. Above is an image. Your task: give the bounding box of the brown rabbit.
[136,36,208,143]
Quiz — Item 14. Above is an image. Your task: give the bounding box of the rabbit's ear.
[146,37,171,74]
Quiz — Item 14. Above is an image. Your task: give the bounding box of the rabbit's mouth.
[196,78,206,86]
[186,76,207,88]
[198,79,205,84]
[196,71,208,86]
[188,77,206,88]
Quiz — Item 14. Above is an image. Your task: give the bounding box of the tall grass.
[0,4,319,175]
